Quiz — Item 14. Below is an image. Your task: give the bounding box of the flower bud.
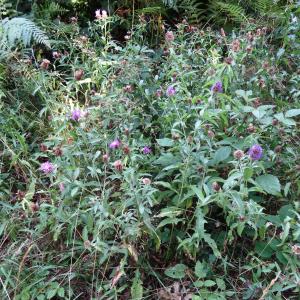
[102,154,109,163]
[123,145,130,155]
[234,150,245,160]
[74,69,84,81]
[40,59,50,70]
[70,16,78,23]
[212,182,221,192]
[123,85,133,93]
[274,145,282,153]
[207,130,215,138]
[142,178,151,185]
[165,31,175,42]
[247,123,255,133]
[52,51,61,59]
[30,202,39,212]
[113,160,123,171]
[291,245,300,255]
[220,28,226,37]
[224,57,233,65]
[53,147,63,157]
[39,144,48,152]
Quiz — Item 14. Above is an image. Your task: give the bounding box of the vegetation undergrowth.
[0,1,300,299]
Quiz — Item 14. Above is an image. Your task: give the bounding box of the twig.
[258,271,281,300]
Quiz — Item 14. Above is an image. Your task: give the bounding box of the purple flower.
[109,139,121,149]
[142,146,151,155]
[248,144,263,160]
[39,161,55,174]
[211,81,223,93]
[166,86,176,97]
[71,109,82,122]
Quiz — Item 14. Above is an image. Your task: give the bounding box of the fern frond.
[34,1,69,20]
[253,0,274,14]
[178,0,205,24]
[0,17,51,49]
[212,1,248,24]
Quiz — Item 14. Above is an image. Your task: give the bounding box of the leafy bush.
[0,2,300,299]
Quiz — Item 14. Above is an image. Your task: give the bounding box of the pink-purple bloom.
[166,86,176,97]
[39,161,55,174]
[95,9,108,20]
[211,81,223,93]
[142,146,151,154]
[109,139,121,149]
[248,144,263,160]
[71,109,82,122]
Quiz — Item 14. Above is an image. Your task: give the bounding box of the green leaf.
[164,264,187,279]
[204,280,216,287]
[157,217,183,228]
[131,271,143,300]
[154,153,181,166]
[213,146,231,164]
[255,241,274,258]
[256,174,281,196]
[216,278,226,290]
[57,288,65,297]
[156,138,174,147]
[274,112,296,126]
[243,167,253,180]
[285,109,300,118]
[46,289,57,299]
[195,261,207,279]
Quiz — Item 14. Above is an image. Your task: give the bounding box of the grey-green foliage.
[0,17,51,50]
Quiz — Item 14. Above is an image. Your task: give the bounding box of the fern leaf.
[0,17,51,49]
[213,2,248,23]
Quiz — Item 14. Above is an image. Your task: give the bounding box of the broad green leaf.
[204,280,216,287]
[216,278,226,290]
[164,264,187,279]
[274,112,296,126]
[156,138,174,147]
[213,146,231,164]
[154,153,181,166]
[256,174,281,195]
[255,241,274,258]
[46,289,56,299]
[285,109,300,118]
[57,288,65,298]
[195,261,207,279]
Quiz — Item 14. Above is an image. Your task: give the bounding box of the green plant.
[0,17,50,50]
[0,1,300,299]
